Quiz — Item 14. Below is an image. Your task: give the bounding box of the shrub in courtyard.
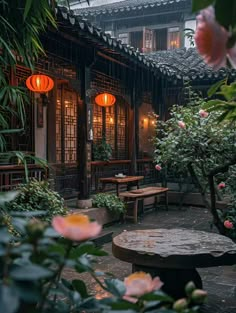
[153,89,236,236]
[5,179,67,223]
[92,192,125,214]
[0,191,207,313]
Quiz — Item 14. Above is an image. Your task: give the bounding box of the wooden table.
[99,175,144,196]
[112,228,236,298]
[119,186,169,223]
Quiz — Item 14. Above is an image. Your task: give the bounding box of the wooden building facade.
[2,6,235,199]
[75,0,196,52]
[0,7,167,199]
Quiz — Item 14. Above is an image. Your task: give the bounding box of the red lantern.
[26,74,54,93]
[95,93,116,107]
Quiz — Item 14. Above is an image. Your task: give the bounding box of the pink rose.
[52,214,102,241]
[218,182,225,189]
[123,272,163,302]
[195,6,236,70]
[224,220,233,229]
[155,164,162,171]
[178,121,186,129]
[199,109,209,118]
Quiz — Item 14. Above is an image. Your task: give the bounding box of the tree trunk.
[188,164,211,210]
[208,175,226,235]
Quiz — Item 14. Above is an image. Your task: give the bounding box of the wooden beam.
[97,51,133,69]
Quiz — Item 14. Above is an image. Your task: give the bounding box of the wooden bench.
[119,186,169,223]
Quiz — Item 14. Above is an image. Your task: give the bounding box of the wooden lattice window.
[93,99,128,160]
[56,86,78,164]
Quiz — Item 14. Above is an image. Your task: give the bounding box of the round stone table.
[112,229,236,298]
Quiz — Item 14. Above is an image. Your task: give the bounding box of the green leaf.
[10,264,53,280]
[72,279,89,298]
[14,281,40,303]
[139,291,173,302]
[110,300,139,310]
[207,79,227,97]
[104,279,126,297]
[215,0,236,30]
[70,242,108,259]
[44,228,60,238]
[0,191,19,206]
[192,0,214,12]
[0,285,19,313]
[23,0,33,20]
[0,228,12,244]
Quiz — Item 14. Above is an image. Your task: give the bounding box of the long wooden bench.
[119,186,169,223]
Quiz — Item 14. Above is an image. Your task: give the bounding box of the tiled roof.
[56,7,169,76]
[147,48,236,80]
[57,8,236,81]
[74,0,188,17]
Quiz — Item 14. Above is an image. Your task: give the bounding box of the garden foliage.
[153,87,236,236]
[92,193,126,214]
[5,179,67,223]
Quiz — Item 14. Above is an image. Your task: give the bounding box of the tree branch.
[208,155,236,176]
[188,164,210,210]
[208,175,226,235]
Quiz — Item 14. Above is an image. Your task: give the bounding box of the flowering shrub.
[153,89,236,236]
[0,191,207,313]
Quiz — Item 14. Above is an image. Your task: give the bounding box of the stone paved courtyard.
[64,205,236,312]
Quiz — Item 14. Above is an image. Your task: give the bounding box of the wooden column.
[47,79,57,163]
[129,70,138,176]
[78,65,92,200]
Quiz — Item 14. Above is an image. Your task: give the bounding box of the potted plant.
[93,137,112,161]
[92,193,125,224]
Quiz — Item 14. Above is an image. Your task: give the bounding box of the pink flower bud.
[173,298,188,311]
[191,289,207,304]
[218,182,225,189]
[224,220,233,229]
[155,164,162,171]
[178,121,186,129]
[199,109,209,118]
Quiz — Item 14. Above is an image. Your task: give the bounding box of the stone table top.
[112,229,236,269]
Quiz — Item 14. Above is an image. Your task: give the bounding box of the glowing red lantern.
[95,93,116,107]
[26,74,54,93]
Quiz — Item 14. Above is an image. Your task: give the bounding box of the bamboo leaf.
[23,0,33,21]
[207,78,227,97]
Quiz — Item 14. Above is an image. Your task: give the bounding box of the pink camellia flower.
[224,220,233,229]
[52,214,102,241]
[123,272,163,302]
[155,164,162,171]
[218,182,226,190]
[199,109,209,118]
[178,121,186,129]
[195,6,236,70]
